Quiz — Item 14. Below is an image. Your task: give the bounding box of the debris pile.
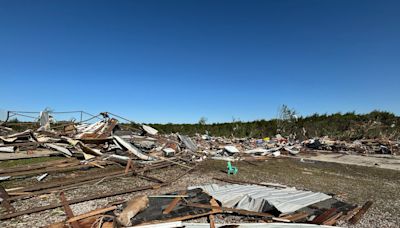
[303,137,399,155]
[35,179,371,227]
[0,111,386,227]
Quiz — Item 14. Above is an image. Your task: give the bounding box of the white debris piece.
[163,148,175,157]
[0,146,15,153]
[224,146,240,153]
[142,125,158,135]
[272,151,281,157]
[45,143,72,157]
[38,110,50,131]
[113,135,153,160]
[36,173,48,181]
[244,148,270,155]
[0,176,11,181]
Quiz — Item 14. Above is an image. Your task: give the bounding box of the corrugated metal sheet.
[189,184,331,214]
[130,222,337,228]
[182,223,337,228]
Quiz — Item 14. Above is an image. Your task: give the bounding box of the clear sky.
[0,0,399,123]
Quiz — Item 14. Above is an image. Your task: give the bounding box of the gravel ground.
[1,158,399,227]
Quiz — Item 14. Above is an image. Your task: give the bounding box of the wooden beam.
[349,201,373,224]
[0,186,15,213]
[59,192,80,228]
[323,212,343,225]
[311,208,337,224]
[67,206,117,223]
[162,190,186,214]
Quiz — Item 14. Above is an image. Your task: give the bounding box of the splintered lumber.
[67,206,117,223]
[349,201,373,224]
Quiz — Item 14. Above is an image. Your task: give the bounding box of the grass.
[0,156,63,169]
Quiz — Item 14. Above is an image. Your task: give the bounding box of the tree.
[277,104,298,137]
[198,117,207,125]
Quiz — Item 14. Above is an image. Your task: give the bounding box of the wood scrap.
[349,201,373,224]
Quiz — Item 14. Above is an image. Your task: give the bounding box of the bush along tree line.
[147,109,400,141]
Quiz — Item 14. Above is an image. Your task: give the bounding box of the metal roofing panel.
[190,184,331,214]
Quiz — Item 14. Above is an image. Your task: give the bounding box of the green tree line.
[147,111,400,140]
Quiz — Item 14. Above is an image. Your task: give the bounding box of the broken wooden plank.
[59,192,80,228]
[323,211,343,226]
[162,190,186,214]
[125,159,133,174]
[281,211,309,222]
[0,186,15,213]
[311,208,337,224]
[340,206,361,222]
[349,201,373,224]
[67,206,117,223]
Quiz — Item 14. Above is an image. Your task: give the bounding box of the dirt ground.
[298,153,400,171]
[0,157,399,228]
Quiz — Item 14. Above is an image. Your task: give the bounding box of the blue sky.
[0,0,399,123]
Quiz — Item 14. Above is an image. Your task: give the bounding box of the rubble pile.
[0,111,386,227]
[0,111,398,164]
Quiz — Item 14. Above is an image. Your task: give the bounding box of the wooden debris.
[311,208,337,224]
[349,201,373,224]
[67,206,117,223]
[162,190,186,214]
[117,195,149,226]
[59,191,80,228]
[0,186,15,213]
[322,211,343,225]
[281,211,309,222]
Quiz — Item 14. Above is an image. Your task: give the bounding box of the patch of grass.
[0,156,64,169]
